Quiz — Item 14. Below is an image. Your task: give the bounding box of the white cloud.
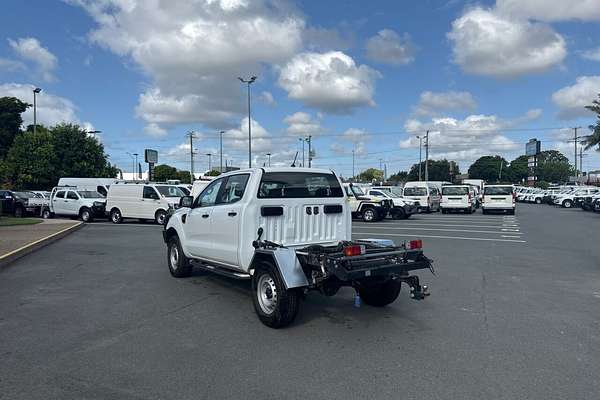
[303,27,353,51]
[365,29,415,65]
[0,58,25,72]
[581,47,600,62]
[413,90,477,117]
[551,76,600,119]
[447,7,566,78]
[330,128,369,157]
[278,51,380,114]
[496,0,600,22]
[224,117,274,153]
[8,37,58,82]
[72,0,304,134]
[258,91,275,106]
[0,83,86,128]
[284,112,323,137]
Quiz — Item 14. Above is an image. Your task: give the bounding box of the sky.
[1,0,600,178]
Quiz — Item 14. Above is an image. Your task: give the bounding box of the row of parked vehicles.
[515,184,600,212]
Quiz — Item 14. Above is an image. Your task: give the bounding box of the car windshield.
[442,186,469,195]
[484,186,513,195]
[77,190,103,198]
[14,191,34,198]
[403,187,427,196]
[155,186,185,197]
[178,187,190,195]
[258,172,344,198]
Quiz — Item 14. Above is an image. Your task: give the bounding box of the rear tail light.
[343,245,366,257]
[407,239,422,250]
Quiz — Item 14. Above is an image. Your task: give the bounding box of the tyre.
[79,207,93,222]
[393,208,406,220]
[362,207,378,222]
[42,209,52,219]
[535,198,542,204]
[358,279,402,307]
[441,209,447,214]
[252,261,300,328]
[562,199,573,208]
[155,210,167,225]
[167,235,192,278]
[14,206,23,218]
[110,208,123,224]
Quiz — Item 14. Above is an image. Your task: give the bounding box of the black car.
[0,190,39,217]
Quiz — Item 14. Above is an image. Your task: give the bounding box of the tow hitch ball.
[404,276,430,300]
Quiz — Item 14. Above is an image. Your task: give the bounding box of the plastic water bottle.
[354,292,361,308]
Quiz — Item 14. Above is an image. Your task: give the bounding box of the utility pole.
[352,147,355,180]
[302,138,306,167]
[573,127,580,177]
[307,136,312,167]
[579,147,587,177]
[186,131,196,182]
[498,159,503,181]
[424,130,430,181]
[134,153,138,180]
[33,87,41,134]
[417,135,422,181]
[238,76,257,168]
[266,153,271,167]
[379,158,383,182]
[206,153,212,171]
[384,163,387,182]
[219,130,225,173]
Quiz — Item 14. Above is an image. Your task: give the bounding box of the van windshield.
[78,191,103,198]
[404,187,427,196]
[442,187,468,195]
[484,186,513,195]
[258,172,343,198]
[155,186,185,197]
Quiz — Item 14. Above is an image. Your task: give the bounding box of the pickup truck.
[39,186,107,222]
[343,183,393,222]
[163,168,433,328]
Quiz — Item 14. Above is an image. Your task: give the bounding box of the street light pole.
[266,153,271,167]
[219,130,225,173]
[416,135,422,181]
[134,153,138,180]
[424,130,430,182]
[206,153,212,171]
[33,87,41,134]
[126,152,135,180]
[238,76,257,168]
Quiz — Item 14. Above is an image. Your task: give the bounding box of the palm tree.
[583,94,600,151]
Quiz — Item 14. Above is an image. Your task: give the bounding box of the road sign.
[145,149,158,164]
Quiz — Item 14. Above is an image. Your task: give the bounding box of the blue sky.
[1,0,600,178]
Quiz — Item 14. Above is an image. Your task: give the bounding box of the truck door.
[64,191,80,215]
[208,174,250,267]
[184,178,224,259]
[52,190,67,214]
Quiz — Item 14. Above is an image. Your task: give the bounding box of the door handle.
[202,214,209,218]
[228,212,237,217]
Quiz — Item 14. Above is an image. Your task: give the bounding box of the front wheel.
[362,208,378,222]
[535,198,542,204]
[79,207,93,222]
[155,210,167,225]
[110,208,123,224]
[167,236,192,278]
[42,209,52,219]
[562,199,573,208]
[393,209,406,220]
[252,262,300,328]
[358,279,402,307]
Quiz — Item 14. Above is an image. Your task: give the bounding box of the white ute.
[40,186,107,222]
[163,168,433,328]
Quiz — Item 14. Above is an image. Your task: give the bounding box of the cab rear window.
[442,187,468,195]
[404,187,427,196]
[484,186,513,195]
[258,172,343,198]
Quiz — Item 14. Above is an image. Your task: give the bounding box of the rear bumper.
[332,254,432,281]
[440,203,471,209]
[482,204,515,210]
[392,204,417,216]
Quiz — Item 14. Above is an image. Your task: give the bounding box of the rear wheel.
[441,209,447,214]
[393,208,406,220]
[79,207,93,222]
[358,279,402,307]
[14,206,23,218]
[252,261,300,328]
[110,208,123,224]
[562,199,573,208]
[42,209,52,219]
[155,210,167,225]
[465,208,472,214]
[362,207,378,222]
[167,236,192,278]
[535,198,542,204]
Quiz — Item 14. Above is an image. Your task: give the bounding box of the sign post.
[525,139,541,187]
[145,149,158,182]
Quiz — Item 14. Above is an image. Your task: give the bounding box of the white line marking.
[0,222,82,260]
[356,222,517,229]
[353,226,519,235]
[501,228,520,232]
[502,235,522,238]
[91,222,162,228]
[352,232,526,243]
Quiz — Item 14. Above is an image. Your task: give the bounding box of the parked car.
[482,185,515,215]
[164,167,433,328]
[553,187,600,208]
[343,183,392,222]
[0,190,40,217]
[106,182,185,224]
[402,182,441,212]
[440,185,476,214]
[40,187,106,221]
[366,187,418,219]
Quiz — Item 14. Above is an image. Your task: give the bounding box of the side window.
[97,185,107,197]
[431,188,439,196]
[143,186,159,200]
[217,174,250,205]
[371,191,384,196]
[194,179,224,207]
[55,191,65,199]
[66,191,79,200]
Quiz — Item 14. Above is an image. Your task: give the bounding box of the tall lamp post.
[206,153,212,172]
[219,130,225,173]
[238,76,257,168]
[416,135,422,181]
[266,153,271,167]
[33,87,41,134]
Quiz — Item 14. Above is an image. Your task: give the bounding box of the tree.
[153,164,179,182]
[583,93,600,151]
[0,97,30,158]
[388,171,408,184]
[468,156,507,182]
[205,169,221,177]
[506,155,529,183]
[407,159,459,182]
[2,130,58,189]
[537,150,569,164]
[535,161,573,183]
[355,168,383,182]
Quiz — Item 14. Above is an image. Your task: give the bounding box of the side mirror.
[179,196,193,208]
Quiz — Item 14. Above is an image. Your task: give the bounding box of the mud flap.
[252,248,309,289]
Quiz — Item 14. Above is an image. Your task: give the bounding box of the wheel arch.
[249,249,309,289]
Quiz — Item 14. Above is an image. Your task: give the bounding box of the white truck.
[163,168,433,328]
[39,186,107,222]
[343,183,393,222]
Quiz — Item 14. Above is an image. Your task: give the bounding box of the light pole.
[238,75,257,168]
[33,87,41,134]
[424,130,430,182]
[416,135,422,181]
[206,153,212,171]
[266,153,271,167]
[219,130,225,173]
[126,152,135,180]
[299,137,305,167]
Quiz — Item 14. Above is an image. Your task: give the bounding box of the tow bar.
[403,275,430,300]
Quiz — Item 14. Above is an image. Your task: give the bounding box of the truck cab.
[164,168,432,328]
[42,186,107,222]
[343,183,392,222]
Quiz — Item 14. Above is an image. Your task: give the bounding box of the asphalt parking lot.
[1,204,599,400]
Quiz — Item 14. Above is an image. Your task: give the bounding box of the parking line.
[353,232,526,243]
[502,235,522,238]
[91,222,162,228]
[354,222,518,229]
[353,226,520,235]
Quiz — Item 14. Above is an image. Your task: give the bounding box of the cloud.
[8,37,58,82]
[284,112,323,137]
[447,7,566,78]
[0,58,26,72]
[278,51,380,114]
[72,0,304,134]
[496,0,600,22]
[258,91,276,106]
[224,117,274,153]
[413,90,477,117]
[330,128,369,157]
[399,110,541,162]
[365,29,415,65]
[303,27,353,51]
[0,83,89,128]
[581,47,600,62]
[551,76,600,119]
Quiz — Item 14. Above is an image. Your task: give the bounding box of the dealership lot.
[1,204,599,399]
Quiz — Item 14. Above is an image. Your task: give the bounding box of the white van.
[440,185,475,214]
[402,182,441,212]
[58,177,116,197]
[482,185,515,215]
[191,178,214,198]
[106,182,185,224]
